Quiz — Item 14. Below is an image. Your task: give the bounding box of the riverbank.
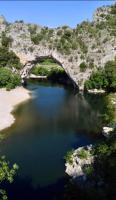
[0,87,31,132]
[65,93,116,200]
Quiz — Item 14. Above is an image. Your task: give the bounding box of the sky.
[0,1,115,28]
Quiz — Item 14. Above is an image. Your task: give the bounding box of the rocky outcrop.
[87,89,105,94]
[0,3,115,90]
[29,74,47,79]
[0,15,7,24]
[102,122,116,138]
[102,126,115,138]
[65,145,94,183]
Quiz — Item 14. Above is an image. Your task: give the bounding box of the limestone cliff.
[0,3,116,90]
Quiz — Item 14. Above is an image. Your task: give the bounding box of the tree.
[1,32,13,48]
[0,68,21,90]
[104,60,116,91]
[84,58,116,91]
[79,62,87,72]
[0,47,22,69]
[0,156,18,200]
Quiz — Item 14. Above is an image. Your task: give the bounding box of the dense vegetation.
[0,33,22,89]
[29,25,88,55]
[0,67,21,90]
[0,156,18,200]
[1,32,12,48]
[87,94,116,199]
[28,3,116,56]
[64,93,116,200]
[31,58,64,76]
[85,57,116,91]
[31,58,72,85]
[0,32,19,200]
[0,46,21,69]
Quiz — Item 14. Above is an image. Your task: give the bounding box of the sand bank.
[0,87,31,131]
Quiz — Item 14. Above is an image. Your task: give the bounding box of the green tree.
[79,62,87,72]
[0,156,18,200]
[1,32,12,48]
[0,47,22,69]
[0,68,21,90]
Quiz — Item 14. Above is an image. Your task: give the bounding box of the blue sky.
[0,1,115,28]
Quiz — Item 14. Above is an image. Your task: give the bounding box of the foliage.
[1,32,12,48]
[110,3,116,14]
[32,66,48,76]
[104,93,116,124]
[0,156,19,200]
[28,24,38,35]
[57,29,63,36]
[104,60,116,91]
[64,149,74,165]
[83,166,94,177]
[0,47,22,69]
[31,58,64,77]
[84,58,116,91]
[30,27,54,45]
[31,33,43,45]
[0,67,21,90]
[77,149,89,159]
[79,62,87,72]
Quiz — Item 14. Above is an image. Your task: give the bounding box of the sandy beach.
[0,87,31,132]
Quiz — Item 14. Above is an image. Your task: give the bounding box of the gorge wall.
[0,3,116,90]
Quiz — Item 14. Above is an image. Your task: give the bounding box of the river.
[0,81,106,200]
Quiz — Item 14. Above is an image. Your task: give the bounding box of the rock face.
[0,3,116,90]
[102,125,116,138]
[65,145,94,183]
[87,89,105,94]
[0,15,7,24]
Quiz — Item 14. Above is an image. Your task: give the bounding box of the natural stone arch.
[20,50,79,89]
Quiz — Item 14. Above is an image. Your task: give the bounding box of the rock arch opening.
[21,56,76,89]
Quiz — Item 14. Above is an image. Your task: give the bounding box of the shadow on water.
[0,81,107,200]
[5,176,68,200]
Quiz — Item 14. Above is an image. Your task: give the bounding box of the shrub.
[1,31,13,48]
[0,68,21,89]
[84,166,94,177]
[31,33,43,45]
[110,3,116,14]
[0,156,18,200]
[0,47,22,69]
[64,149,74,164]
[84,58,116,91]
[77,149,89,159]
[57,29,63,36]
[28,24,37,35]
[32,66,48,76]
[79,62,87,72]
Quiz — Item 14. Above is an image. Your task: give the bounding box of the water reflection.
[0,82,105,191]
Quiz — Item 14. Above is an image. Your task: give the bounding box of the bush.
[79,62,87,72]
[0,68,21,89]
[32,66,48,76]
[64,149,74,165]
[77,149,89,159]
[84,166,94,177]
[0,156,18,200]
[110,3,116,14]
[31,33,43,45]
[84,58,116,91]
[0,47,22,69]
[1,31,13,48]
